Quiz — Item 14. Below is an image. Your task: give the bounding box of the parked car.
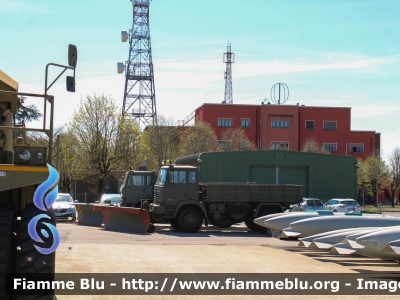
[51,193,78,222]
[325,198,360,213]
[290,198,325,212]
[96,193,121,205]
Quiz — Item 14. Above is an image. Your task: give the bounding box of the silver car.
[52,193,77,221]
[291,198,325,212]
[325,198,360,213]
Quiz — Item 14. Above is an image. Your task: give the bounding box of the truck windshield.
[155,169,168,185]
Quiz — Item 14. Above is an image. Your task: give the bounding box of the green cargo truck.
[175,150,358,200]
[149,164,303,233]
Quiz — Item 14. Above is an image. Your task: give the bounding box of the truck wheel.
[14,206,56,299]
[209,214,233,228]
[176,207,203,233]
[147,224,156,233]
[246,207,281,233]
[256,208,281,233]
[244,218,259,231]
[0,208,14,298]
[225,203,251,223]
[169,218,179,230]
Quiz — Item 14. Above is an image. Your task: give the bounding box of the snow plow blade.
[74,203,103,226]
[92,205,151,233]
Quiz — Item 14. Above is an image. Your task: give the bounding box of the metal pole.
[375,157,379,207]
[56,135,60,170]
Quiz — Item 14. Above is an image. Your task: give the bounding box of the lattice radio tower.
[119,0,157,127]
[223,43,235,104]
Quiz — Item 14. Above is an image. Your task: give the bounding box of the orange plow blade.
[92,205,151,233]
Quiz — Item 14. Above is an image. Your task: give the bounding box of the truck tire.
[246,207,281,233]
[244,218,259,231]
[169,218,179,230]
[209,214,233,228]
[225,203,251,223]
[0,208,14,299]
[14,206,56,299]
[258,207,281,233]
[176,207,203,233]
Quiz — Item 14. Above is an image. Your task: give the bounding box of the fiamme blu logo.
[28,164,60,255]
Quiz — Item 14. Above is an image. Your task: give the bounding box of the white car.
[97,193,121,205]
[51,193,77,222]
[325,198,360,213]
[291,198,325,212]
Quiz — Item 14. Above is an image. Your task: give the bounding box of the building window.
[305,120,314,130]
[323,143,337,152]
[272,120,289,128]
[218,118,232,127]
[241,118,250,128]
[217,140,232,151]
[323,121,337,130]
[350,143,364,153]
[271,142,289,150]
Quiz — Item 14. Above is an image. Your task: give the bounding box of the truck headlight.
[17,149,32,162]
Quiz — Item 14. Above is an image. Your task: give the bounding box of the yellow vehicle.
[0,45,77,298]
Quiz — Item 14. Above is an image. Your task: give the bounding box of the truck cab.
[150,165,204,224]
[120,170,157,208]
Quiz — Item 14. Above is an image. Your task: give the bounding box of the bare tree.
[387,148,400,207]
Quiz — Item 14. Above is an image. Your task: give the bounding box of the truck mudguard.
[173,200,207,218]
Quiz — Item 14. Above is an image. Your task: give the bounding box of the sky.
[1,0,400,158]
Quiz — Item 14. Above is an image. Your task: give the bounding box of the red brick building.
[194,103,380,160]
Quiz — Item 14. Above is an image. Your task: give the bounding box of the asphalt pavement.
[54,221,400,300]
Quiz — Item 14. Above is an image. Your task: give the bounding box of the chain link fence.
[73,192,101,203]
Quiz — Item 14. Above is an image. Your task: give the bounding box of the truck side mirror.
[168,173,173,183]
[66,76,75,92]
[68,44,78,68]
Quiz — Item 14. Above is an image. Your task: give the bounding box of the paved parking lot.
[54,220,400,300]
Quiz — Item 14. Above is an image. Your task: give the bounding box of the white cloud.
[351,104,400,119]
[1,0,51,14]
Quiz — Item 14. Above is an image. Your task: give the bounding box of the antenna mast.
[223,43,235,104]
[121,0,157,127]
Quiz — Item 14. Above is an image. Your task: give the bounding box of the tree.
[141,115,180,170]
[179,121,217,156]
[387,148,400,207]
[357,155,391,206]
[219,128,257,151]
[14,96,42,125]
[300,137,329,153]
[62,94,142,194]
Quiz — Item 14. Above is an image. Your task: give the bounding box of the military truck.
[149,164,303,233]
[119,169,157,208]
[0,46,77,298]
